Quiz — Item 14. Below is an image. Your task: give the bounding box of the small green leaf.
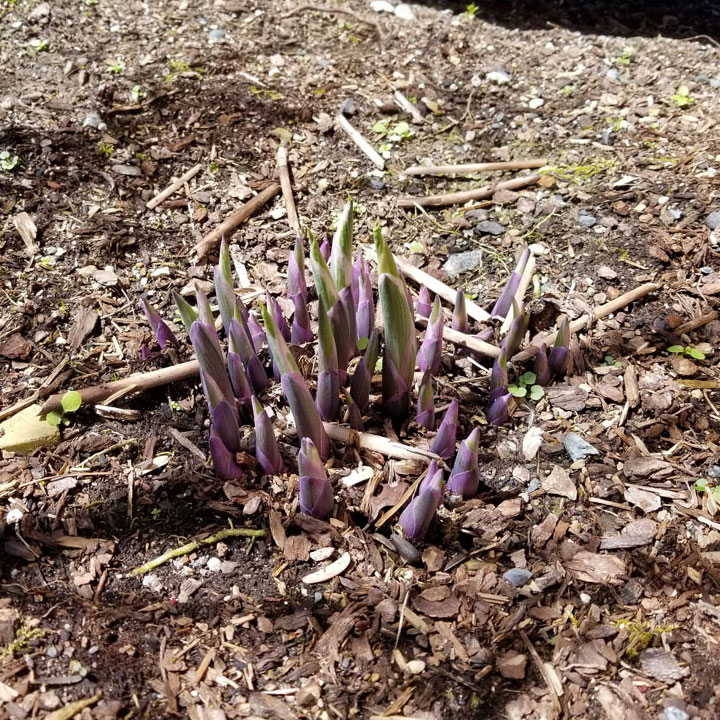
[695,478,708,492]
[685,346,705,360]
[529,385,545,401]
[667,345,684,354]
[61,390,82,413]
[357,336,369,351]
[46,411,62,426]
[508,385,526,398]
[407,240,424,254]
[520,371,536,386]
[713,487,720,503]
[372,120,388,135]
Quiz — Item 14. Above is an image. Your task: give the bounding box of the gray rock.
[668,207,682,220]
[578,212,597,228]
[563,432,599,462]
[208,28,224,41]
[700,266,713,275]
[705,210,720,230]
[443,249,484,279]
[664,707,689,720]
[339,98,355,116]
[82,111,106,131]
[476,220,505,235]
[503,568,532,587]
[487,70,512,85]
[394,3,416,20]
[0,404,60,453]
[370,0,395,12]
[708,465,720,478]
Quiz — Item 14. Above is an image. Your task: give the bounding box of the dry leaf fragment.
[639,648,688,683]
[622,456,670,478]
[624,486,661,513]
[14,211,37,256]
[301,551,350,584]
[542,465,577,500]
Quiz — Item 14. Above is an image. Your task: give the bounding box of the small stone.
[88,645,99,655]
[39,692,61,711]
[370,0,394,12]
[597,265,617,280]
[664,706,690,720]
[406,659,426,674]
[487,70,511,85]
[207,557,222,572]
[142,573,163,592]
[0,333,32,360]
[496,651,527,679]
[705,210,720,230]
[639,648,688,683]
[111,164,142,176]
[503,568,532,587]
[542,465,577,500]
[476,220,505,235]
[150,266,171,278]
[82,111,106,131]
[442,249,484,279]
[394,3,416,20]
[578,212,597,228]
[667,207,682,220]
[0,404,60,453]
[563,432,599,462]
[671,356,697,376]
[708,465,720,478]
[208,28,225,42]
[339,98,355,116]
[46,645,59,658]
[528,98,544,110]
[92,268,119,286]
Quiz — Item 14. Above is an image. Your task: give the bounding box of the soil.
[1,1,720,719]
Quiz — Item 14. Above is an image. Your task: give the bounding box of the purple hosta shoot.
[419,460,444,505]
[267,293,291,343]
[534,344,552,386]
[350,328,379,414]
[190,321,234,403]
[261,302,330,459]
[227,349,252,406]
[487,392,512,426]
[418,296,444,376]
[447,428,480,498]
[247,312,266,353]
[477,327,494,343]
[310,237,353,378]
[375,225,417,423]
[501,299,529,358]
[415,371,435,430]
[252,395,284,475]
[548,316,570,378]
[214,263,236,334]
[209,427,243,480]
[417,286,432,318]
[141,342,150,361]
[298,437,334,519]
[140,294,178,348]
[289,237,313,344]
[173,291,198,333]
[316,299,340,422]
[320,236,331,263]
[338,285,358,358]
[344,391,364,431]
[429,398,459,460]
[491,247,530,320]
[398,266,414,317]
[202,371,243,481]
[351,250,363,309]
[195,286,218,339]
[452,288,469,334]
[329,199,354,293]
[356,254,375,344]
[490,350,508,393]
[399,467,444,542]
[228,318,268,394]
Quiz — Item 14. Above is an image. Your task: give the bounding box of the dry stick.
[276,146,300,233]
[146,164,202,210]
[404,159,548,176]
[41,359,200,413]
[323,422,441,463]
[0,355,69,421]
[194,182,281,260]
[519,630,562,714]
[415,316,501,358]
[500,251,537,334]
[44,692,103,720]
[130,527,266,576]
[336,113,385,170]
[393,90,424,124]
[397,173,540,209]
[280,4,384,42]
[675,310,717,335]
[514,282,662,361]
[364,245,491,323]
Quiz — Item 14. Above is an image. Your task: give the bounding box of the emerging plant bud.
[356,257,375,344]
[288,236,307,298]
[399,468,443,542]
[190,321,234,403]
[316,299,340,421]
[487,392,512,426]
[268,294,291,343]
[452,288,469,334]
[344,391,364,431]
[419,461,444,506]
[417,286,432,318]
[490,350,508,390]
[491,247,530,320]
[298,437,334,519]
[350,329,379,414]
[195,287,218,340]
[252,396,284,475]
[140,294,179,348]
[548,316,570,378]
[415,371,435,430]
[247,312,266,353]
[173,291,198,333]
[319,236,331,262]
[501,300,529,357]
[447,428,480,498]
[227,351,252,406]
[228,319,268,394]
[418,296,444,375]
[288,237,314,344]
[209,428,243,481]
[534,344,552,386]
[429,399,459,460]
[329,199,354,293]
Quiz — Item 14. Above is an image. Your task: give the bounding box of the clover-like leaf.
[46,411,62,427]
[61,390,82,414]
[529,384,545,401]
[508,385,527,398]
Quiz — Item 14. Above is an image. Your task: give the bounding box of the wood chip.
[542,465,577,500]
[268,510,286,550]
[600,519,657,549]
[301,551,351,584]
[624,486,662,513]
[622,456,670,478]
[566,551,626,585]
[14,211,37,256]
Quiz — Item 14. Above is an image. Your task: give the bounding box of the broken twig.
[323,422,441,462]
[404,159,548,176]
[336,113,385,170]
[194,182,280,260]
[416,316,501,358]
[146,164,202,210]
[397,173,540,209]
[277,146,300,233]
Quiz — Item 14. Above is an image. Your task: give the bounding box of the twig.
[515,282,661,360]
[364,245,491,322]
[376,474,423,528]
[674,310,717,336]
[44,693,103,720]
[276,146,300,233]
[393,90,424,124]
[72,438,138,470]
[404,159,548,176]
[0,355,69,421]
[397,174,540,209]
[41,359,201,413]
[130,527,266,575]
[323,422,441,462]
[146,164,202,210]
[336,113,385,170]
[280,4,384,42]
[500,249,538,334]
[194,182,281,261]
[167,427,206,461]
[519,630,562,714]
[416,316,501,358]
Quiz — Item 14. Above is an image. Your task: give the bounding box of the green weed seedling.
[0,150,19,171]
[667,344,705,361]
[671,85,694,108]
[46,391,82,427]
[508,371,545,402]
